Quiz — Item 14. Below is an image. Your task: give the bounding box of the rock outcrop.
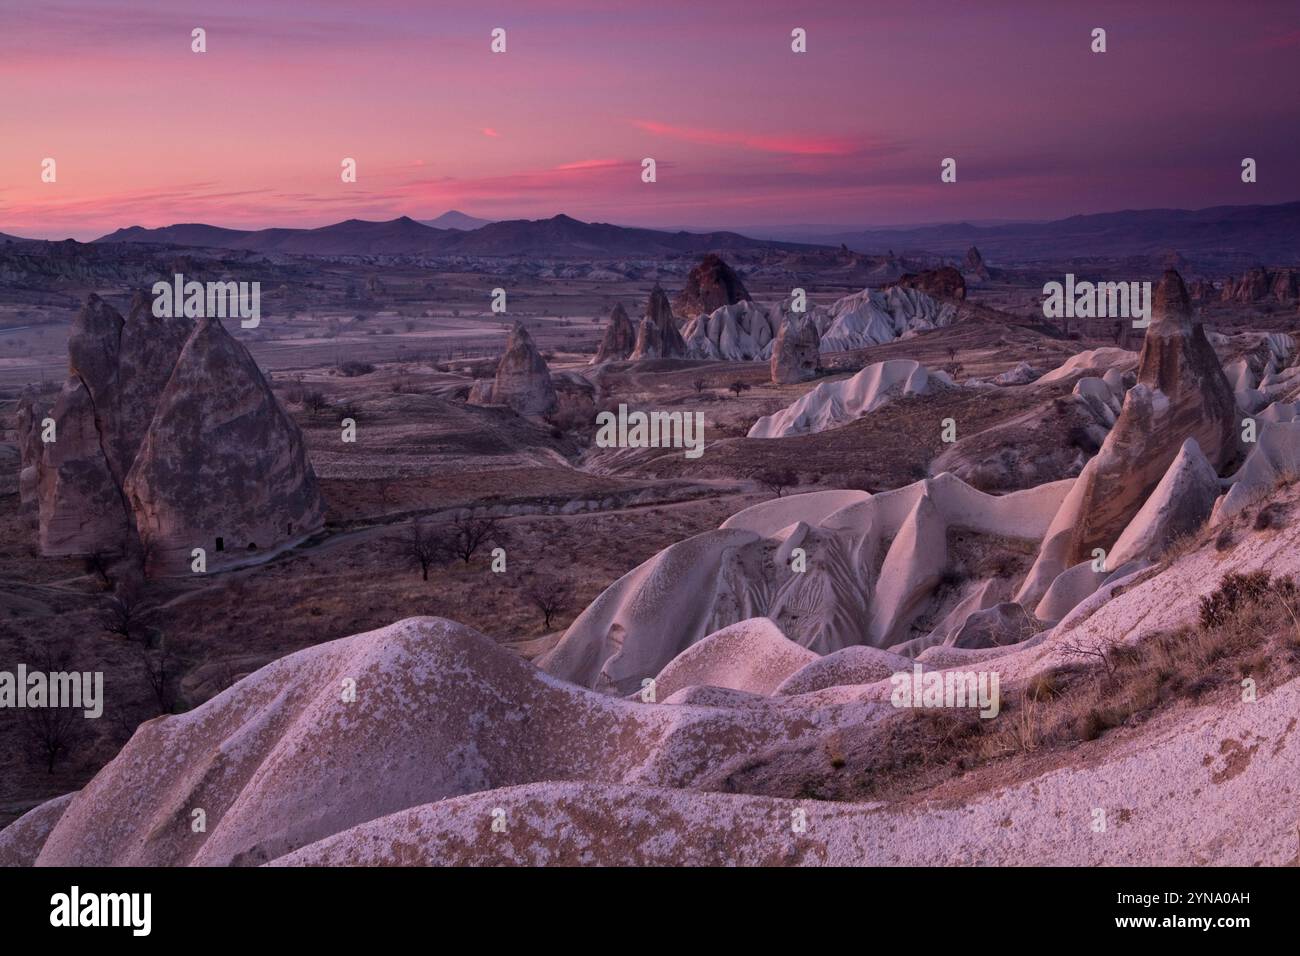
[992,361,1039,386]
[887,265,966,301]
[591,302,635,363]
[35,293,324,570]
[483,322,558,415]
[815,286,957,352]
[770,314,821,384]
[749,360,950,438]
[38,293,193,556]
[1222,266,1299,305]
[1108,438,1220,567]
[125,316,326,568]
[540,475,1070,691]
[629,285,686,360]
[38,378,132,554]
[1017,271,1239,608]
[963,246,989,279]
[672,254,750,317]
[680,301,780,361]
[16,388,49,505]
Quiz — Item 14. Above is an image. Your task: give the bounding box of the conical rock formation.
[591,302,635,363]
[125,317,325,568]
[672,253,750,317]
[487,322,558,415]
[1016,271,1239,609]
[629,285,685,360]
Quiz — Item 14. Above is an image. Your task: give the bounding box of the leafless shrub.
[445,514,501,565]
[753,468,797,498]
[99,585,153,643]
[138,636,177,715]
[526,579,573,630]
[404,518,442,581]
[18,639,84,773]
[303,389,330,415]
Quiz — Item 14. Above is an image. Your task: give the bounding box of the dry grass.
[724,569,1300,806]
[985,571,1300,754]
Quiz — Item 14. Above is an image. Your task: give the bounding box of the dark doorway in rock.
[215,537,224,552]
[287,523,293,535]
[247,542,258,551]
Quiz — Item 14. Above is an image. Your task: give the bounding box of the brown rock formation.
[489,322,557,415]
[1064,271,1238,559]
[770,315,821,384]
[1019,271,1239,607]
[36,293,324,570]
[1272,270,1298,304]
[1234,266,1272,303]
[889,266,966,301]
[962,246,989,279]
[672,254,750,317]
[16,388,48,506]
[38,379,131,554]
[591,302,635,363]
[125,317,325,569]
[629,285,686,360]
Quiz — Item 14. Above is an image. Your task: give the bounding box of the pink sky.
[2,0,1298,240]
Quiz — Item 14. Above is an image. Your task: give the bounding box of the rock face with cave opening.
[125,315,325,569]
[36,294,324,570]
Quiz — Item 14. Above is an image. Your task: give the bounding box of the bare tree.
[22,706,82,773]
[303,389,330,415]
[19,639,83,773]
[526,579,573,630]
[753,468,798,498]
[405,518,442,581]
[1059,633,1120,678]
[138,635,177,715]
[446,514,500,565]
[728,380,751,399]
[99,586,153,643]
[693,378,707,394]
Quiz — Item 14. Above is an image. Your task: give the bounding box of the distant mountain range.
[6,202,1295,265]
[92,213,811,258]
[798,202,1300,266]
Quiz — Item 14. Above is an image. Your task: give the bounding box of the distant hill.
[96,217,456,256]
[84,202,1300,265]
[436,214,804,256]
[812,202,1300,267]
[420,210,494,231]
[94,214,812,258]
